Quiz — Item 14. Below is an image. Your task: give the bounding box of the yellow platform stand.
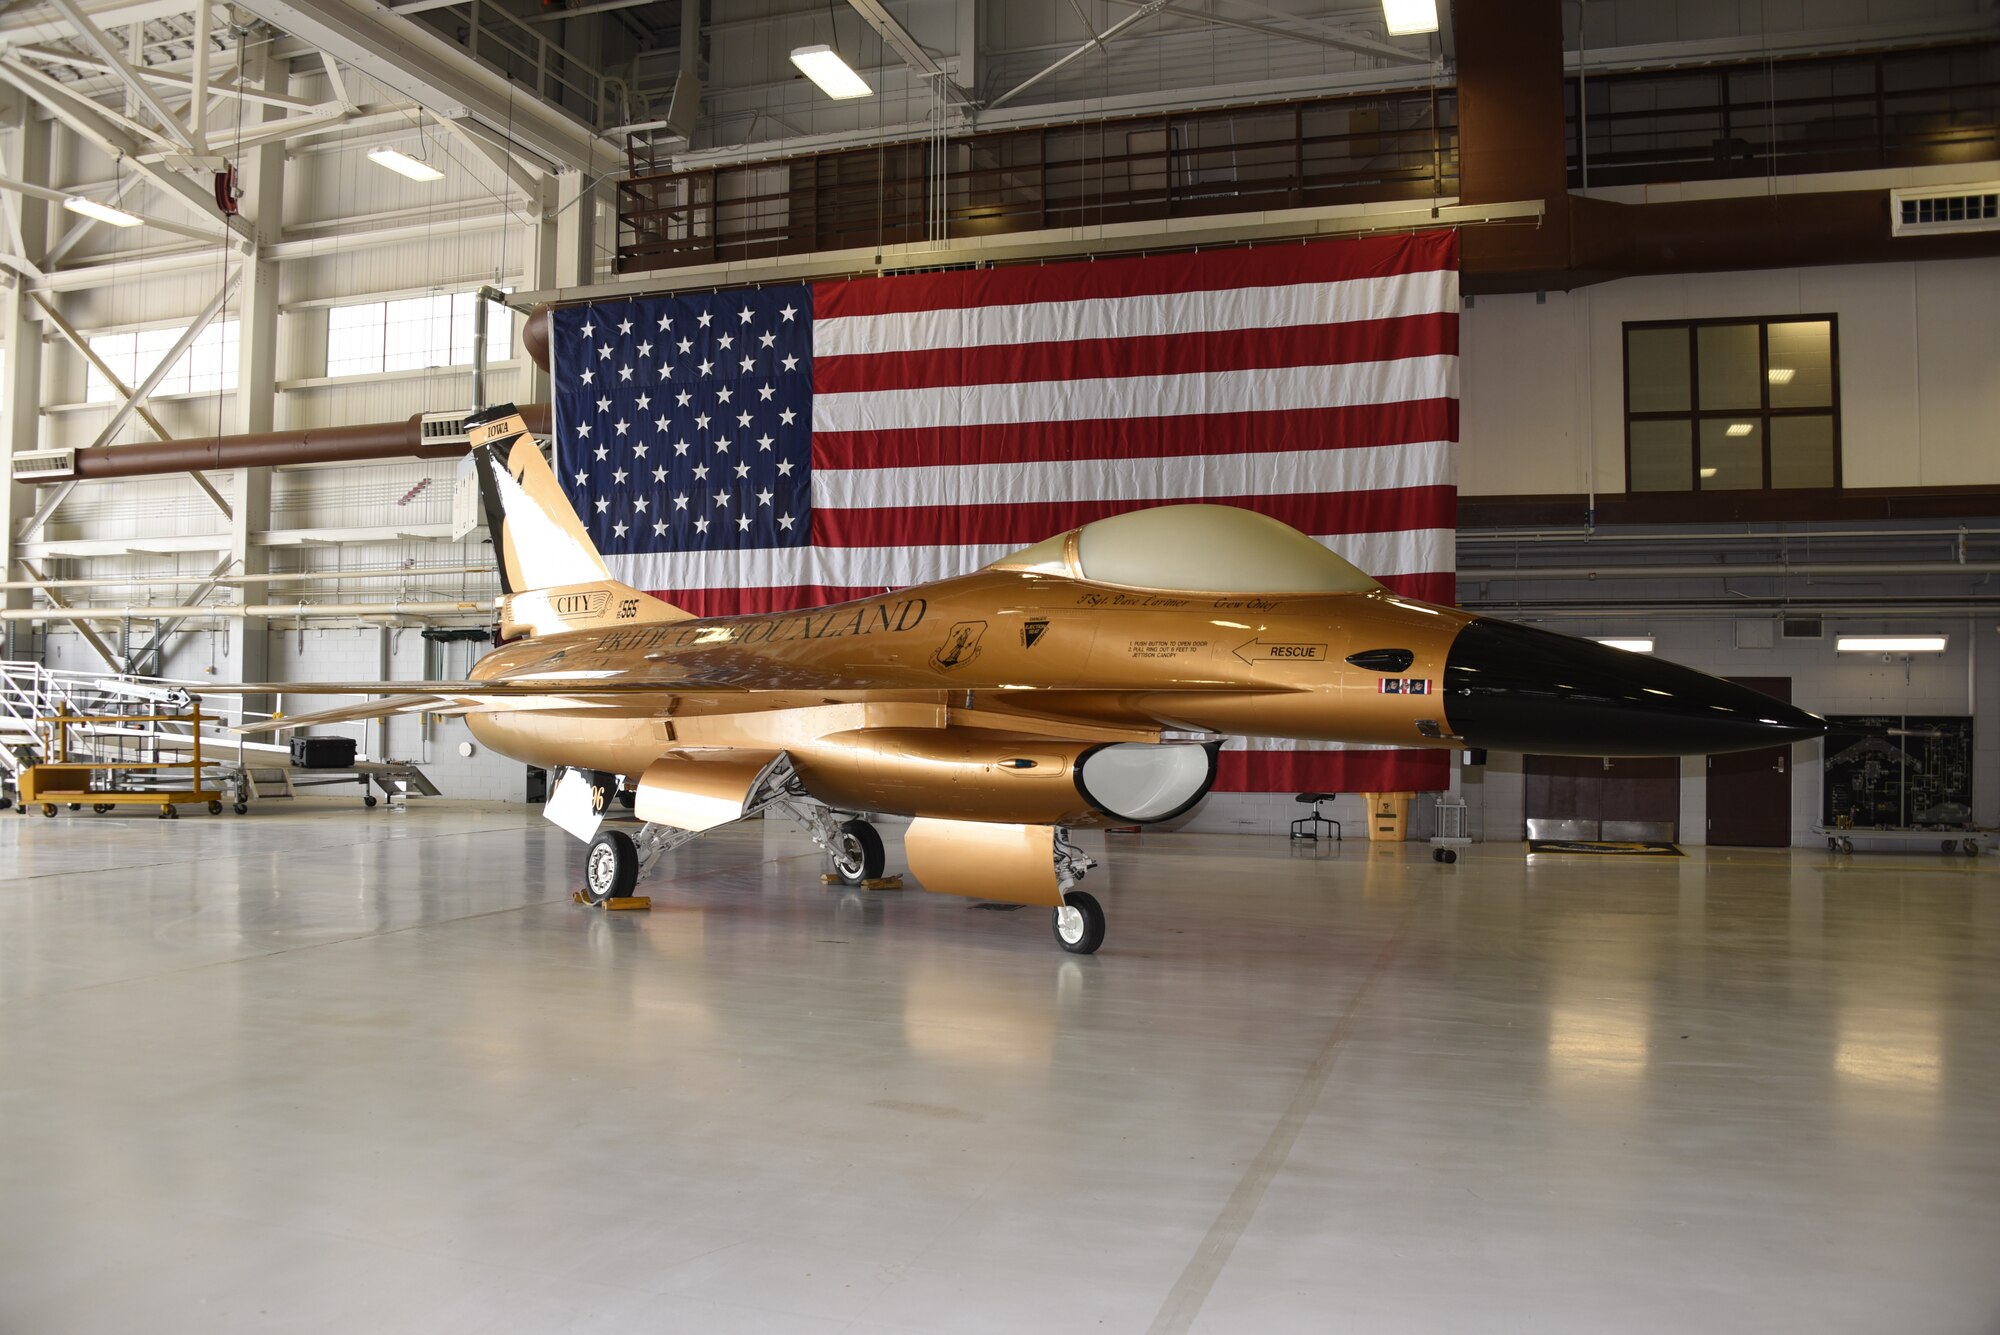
[16,705,224,820]
[1363,791,1415,842]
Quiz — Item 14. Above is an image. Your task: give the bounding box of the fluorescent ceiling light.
[1767,367,1796,384]
[1699,467,1719,478]
[1725,423,1755,437]
[1381,0,1438,35]
[1593,637,1656,654]
[790,44,872,99]
[1836,635,1948,653]
[367,147,444,182]
[63,196,141,227]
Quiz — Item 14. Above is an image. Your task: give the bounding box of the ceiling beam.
[987,0,1170,109]
[87,272,239,449]
[10,45,321,111]
[230,0,624,175]
[0,56,236,230]
[39,0,200,149]
[845,0,970,103]
[0,171,227,244]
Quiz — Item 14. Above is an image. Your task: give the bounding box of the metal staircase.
[1,661,439,809]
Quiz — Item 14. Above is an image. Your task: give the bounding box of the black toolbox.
[289,735,357,769]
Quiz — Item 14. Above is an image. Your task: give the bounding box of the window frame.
[322,292,514,380]
[1622,313,1843,495]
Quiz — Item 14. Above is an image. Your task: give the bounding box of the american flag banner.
[552,230,1458,793]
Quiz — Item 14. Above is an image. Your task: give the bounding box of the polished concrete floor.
[2,802,1997,1334]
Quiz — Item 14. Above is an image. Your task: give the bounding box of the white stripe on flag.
[811,356,1458,434]
[815,270,1457,357]
[812,440,1451,512]
[604,528,1453,595]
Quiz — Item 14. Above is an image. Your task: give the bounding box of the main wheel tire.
[583,829,640,904]
[1052,890,1106,955]
[830,819,886,886]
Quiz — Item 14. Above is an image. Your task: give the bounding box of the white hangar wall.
[1459,256,2000,497]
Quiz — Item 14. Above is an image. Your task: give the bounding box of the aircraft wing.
[195,679,724,736]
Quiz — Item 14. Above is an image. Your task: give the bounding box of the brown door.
[1705,676,1794,847]
[1525,754,1680,840]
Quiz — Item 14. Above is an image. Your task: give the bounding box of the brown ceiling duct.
[525,304,552,373]
[64,403,552,483]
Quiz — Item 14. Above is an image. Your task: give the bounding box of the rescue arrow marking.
[1232,639,1326,665]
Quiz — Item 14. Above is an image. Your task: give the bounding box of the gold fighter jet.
[230,405,1826,953]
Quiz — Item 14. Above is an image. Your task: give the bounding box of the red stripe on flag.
[814,399,1459,471]
[813,313,1458,394]
[811,487,1456,551]
[815,231,1458,319]
[1215,747,1451,794]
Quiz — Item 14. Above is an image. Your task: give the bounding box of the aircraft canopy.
[987,504,1382,595]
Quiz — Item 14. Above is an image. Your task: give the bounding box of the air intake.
[1781,615,1824,640]
[11,448,75,480]
[1890,184,2000,237]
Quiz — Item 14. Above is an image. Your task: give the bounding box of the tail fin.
[468,403,691,638]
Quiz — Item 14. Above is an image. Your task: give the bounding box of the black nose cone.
[1442,618,1829,757]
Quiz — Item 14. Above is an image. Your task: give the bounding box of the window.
[1623,316,1839,493]
[325,293,513,378]
[85,321,240,403]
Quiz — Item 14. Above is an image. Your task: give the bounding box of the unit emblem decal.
[931,620,988,670]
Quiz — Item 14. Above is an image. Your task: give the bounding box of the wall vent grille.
[419,411,471,447]
[11,448,76,480]
[1782,616,1825,640]
[1890,184,2000,237]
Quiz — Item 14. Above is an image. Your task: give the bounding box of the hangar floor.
[2,802,1996,1334]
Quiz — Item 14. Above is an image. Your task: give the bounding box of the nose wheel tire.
[584,829,639,904]
[830,819,885,886]
[1052,890,1106,955]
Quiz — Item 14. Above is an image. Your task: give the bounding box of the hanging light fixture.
[367,147,445,182]
[1381,0,1439,36]
[63,196,142,227]
[790,44,872,99]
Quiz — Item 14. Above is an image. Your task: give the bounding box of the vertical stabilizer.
[467,403,691,637]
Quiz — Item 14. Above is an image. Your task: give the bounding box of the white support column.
[525,173,561,404]
[554,167,596,289]
[0,101,50,659]
[224,43,287,696]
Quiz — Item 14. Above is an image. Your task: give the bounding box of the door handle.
[1774,755,1786,774]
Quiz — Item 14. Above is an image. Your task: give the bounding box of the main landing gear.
[583,828,640,904]
[827,818,886,886]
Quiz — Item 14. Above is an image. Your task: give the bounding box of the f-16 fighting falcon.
[231,404,1827,954]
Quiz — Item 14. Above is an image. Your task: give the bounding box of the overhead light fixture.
[1767,367,1796,384]
[63,196,141,227]
[1725,423,1755,437]
[367,147,444,182]
[1699,467,1719,478]
[1593,638,1656,654]
[1836,635,1948,653]
[1381,0,1439,35]
[789,44,872,99]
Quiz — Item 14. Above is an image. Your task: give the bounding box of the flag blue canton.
[551,284,813,555]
